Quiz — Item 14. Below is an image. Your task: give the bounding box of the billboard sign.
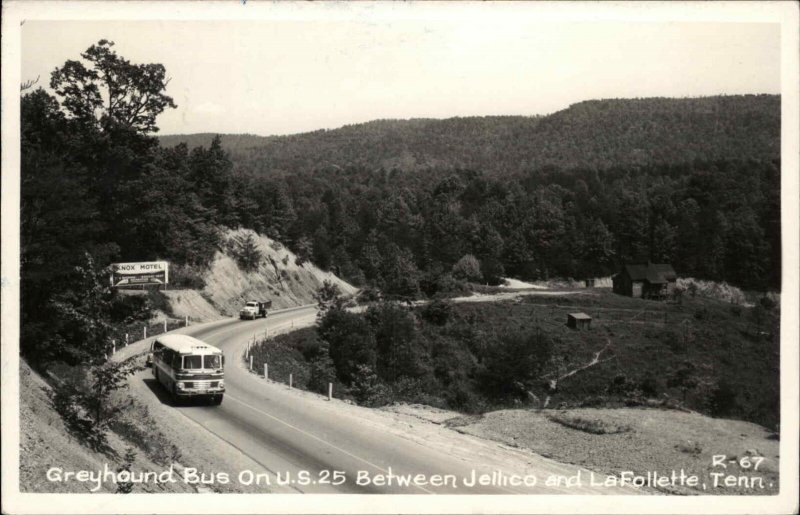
[110,261,169,287]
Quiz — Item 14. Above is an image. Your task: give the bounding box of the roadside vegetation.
[250,283,780,430]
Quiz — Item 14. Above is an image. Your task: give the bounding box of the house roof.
[568,312,592,320]
[624,263,676,284]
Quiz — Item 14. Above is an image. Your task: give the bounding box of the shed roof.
[624,263,676,284]
[568,312,592,320]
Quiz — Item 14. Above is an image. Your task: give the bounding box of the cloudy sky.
[21,10,780,136]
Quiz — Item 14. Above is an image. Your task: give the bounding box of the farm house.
[612,262,677,299]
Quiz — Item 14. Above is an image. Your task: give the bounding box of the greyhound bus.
[149,334,225,405]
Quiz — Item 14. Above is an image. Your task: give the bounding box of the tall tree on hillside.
[22,41,179,366]
[188,135,239,227]
[50,39,176,133]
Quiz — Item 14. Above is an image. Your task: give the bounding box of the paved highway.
[121,306,640,495]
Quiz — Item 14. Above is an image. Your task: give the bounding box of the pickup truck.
[239,300,272,320]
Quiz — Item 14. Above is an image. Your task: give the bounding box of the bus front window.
[183,355,203,370]
[204,355,222,369]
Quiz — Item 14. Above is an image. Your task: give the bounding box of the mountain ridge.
[158,94,779,174]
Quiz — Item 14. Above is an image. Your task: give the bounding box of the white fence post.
[264,363,268,380]
[164,320,168,333]
[125,333,129,345]
[249,355,253,370]
[185,315,189,326]
[143,326,147,339]
[289,374,293,388]
[112,340,116,354]
[328,382,333,401]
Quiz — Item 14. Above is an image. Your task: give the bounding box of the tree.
[380,243,421,299]
[318,309,377,385]
[307,353,337,395]
[581,218,615,275]
[48,253,117,365]
[232,233,263,272]
[292,236,314,266]
[313,280,344,316]
[367,303,428,383]
[113,145,219,266]
[451,254,482,282]
[479,329,553,398]
[50,40,176,133]
[188,136,238,226]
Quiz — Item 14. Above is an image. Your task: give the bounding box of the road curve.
[119,306,641,495]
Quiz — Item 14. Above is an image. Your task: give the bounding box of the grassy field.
[451,289,779,427]
[250,287,780,430]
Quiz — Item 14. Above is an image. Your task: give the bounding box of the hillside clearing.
[453,407,779,496]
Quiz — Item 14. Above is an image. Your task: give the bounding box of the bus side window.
[172,353,182,370]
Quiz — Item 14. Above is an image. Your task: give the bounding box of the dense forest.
[21,41,781,373]
[159,96,781,297]
[159,94,779,174]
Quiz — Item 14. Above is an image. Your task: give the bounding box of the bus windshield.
[204,355,222,369]
[182,354,222,370]
[183,355,203,369]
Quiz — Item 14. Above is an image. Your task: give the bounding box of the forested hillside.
[159,95,779,174]
[157,95,781,297]
[21,40,781,377]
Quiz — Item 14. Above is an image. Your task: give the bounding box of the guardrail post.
[164,320,168,333]
[264,363,268,380]
[249,355,253,370]
[328,382,333,401]
[185,315,189,326]
[125,333,129,345]
[112,340,116,354]
[289,373,293,388]
[143,326,147,339]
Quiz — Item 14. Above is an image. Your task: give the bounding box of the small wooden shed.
[567,312,592,330]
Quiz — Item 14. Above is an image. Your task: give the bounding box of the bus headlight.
[217,380,224,389]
